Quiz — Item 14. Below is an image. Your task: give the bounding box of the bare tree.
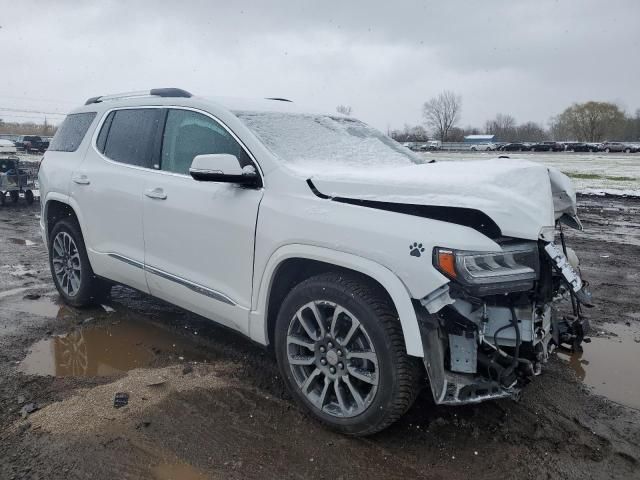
[336,105,352,116]
[422,91,461,142]
[485,113,517,141]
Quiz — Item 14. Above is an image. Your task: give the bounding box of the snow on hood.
[293,158,567,241]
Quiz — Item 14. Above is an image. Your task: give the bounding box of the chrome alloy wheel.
[286,300,379,418]
[52,231,82,297]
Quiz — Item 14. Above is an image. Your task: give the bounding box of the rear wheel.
[25,190,34,205]
[275,272,423,436]
[605,148,611,153]
[48,218,110,307]
[9,191,19,203]
[0,192,4,206]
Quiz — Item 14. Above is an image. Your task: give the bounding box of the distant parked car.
[531,142,564,152]
[623,144,640,153]
[500,142,531,152]
[599,142,626,153]
[563,142,591,152]
[470,143,496,151]
[585,143,601,152]
[0,139,17,154]
[14,135,49,153]
[426,140,442,150]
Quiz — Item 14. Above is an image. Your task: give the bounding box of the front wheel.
[48,218,110,307]
[9,191,19,203]
[25,190,34,205]
[275,272,423,436]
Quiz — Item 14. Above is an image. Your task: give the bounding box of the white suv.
[39,88,592,435]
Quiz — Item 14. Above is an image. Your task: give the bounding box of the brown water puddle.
[152,462,208,480]
[1,295,63,318]
[557,322,640,410]
[19,320,208,377]
[7,237,37,246]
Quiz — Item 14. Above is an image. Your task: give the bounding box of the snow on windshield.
[234,111,424,172]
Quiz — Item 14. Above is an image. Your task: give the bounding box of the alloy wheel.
[286,300,379,418]
[52,231,82,297]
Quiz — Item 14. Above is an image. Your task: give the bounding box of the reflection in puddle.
[152,462,208,480]
[1,295,63,317]
[7,237,37,246]
[557,322,640,409]
[20,320,208,377]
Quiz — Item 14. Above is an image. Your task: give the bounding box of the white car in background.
[470,143,496,151]
[38,88,592,436]
[0,139,17,154]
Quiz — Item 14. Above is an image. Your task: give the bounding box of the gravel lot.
[0,196,639,480]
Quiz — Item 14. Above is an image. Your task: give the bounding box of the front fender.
[250,243,424,357]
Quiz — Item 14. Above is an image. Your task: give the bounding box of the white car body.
[0,139,17,154]
[38,90,590,421]
[470,143,496,151]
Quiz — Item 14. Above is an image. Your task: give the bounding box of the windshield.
[234,111,424,169]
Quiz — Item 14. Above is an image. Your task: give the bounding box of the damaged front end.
[418,231,593,405]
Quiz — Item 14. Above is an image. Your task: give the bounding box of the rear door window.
[100,109,162,168]
[49,112,97,152]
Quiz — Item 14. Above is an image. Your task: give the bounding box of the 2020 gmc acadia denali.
[39,88,592,436]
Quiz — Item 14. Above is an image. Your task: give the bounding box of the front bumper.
[418,241,591,405]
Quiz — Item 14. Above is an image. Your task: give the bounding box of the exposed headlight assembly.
[433,242,539,296]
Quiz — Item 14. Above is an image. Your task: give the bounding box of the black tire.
[9,190,19,203]
[24,190,34,205]
[0,192,4,206]
[274,272,423,436]
[48,217,110,307]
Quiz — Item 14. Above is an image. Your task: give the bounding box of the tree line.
[389,91,640,143]
[0,118,57,136]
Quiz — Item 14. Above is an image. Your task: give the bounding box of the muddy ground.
[0,197,639,480]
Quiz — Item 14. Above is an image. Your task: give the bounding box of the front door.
[143,108,263,333]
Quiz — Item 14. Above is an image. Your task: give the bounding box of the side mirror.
[189,154,260,187]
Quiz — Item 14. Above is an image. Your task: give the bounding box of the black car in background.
[13,135,49,153]
[531,141,564,152]
[563,142,591,152]
[500,142,532,151]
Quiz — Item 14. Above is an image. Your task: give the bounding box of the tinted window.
[49,113,96,152]
[102,109,161,168]
[161,109,252,175]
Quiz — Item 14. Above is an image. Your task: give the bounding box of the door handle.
[144,187,167,200]
[72,174,90,185]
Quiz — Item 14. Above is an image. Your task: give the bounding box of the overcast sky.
[1,0,639,130]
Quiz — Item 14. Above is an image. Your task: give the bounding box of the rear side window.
[99,109,161,168]
[49,112,96,152]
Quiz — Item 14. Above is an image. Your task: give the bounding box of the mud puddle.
[1,294,63,317]
[152,463,208,480]
[557,322,640,410]
[6,237,37,246]
[19,320,209,377]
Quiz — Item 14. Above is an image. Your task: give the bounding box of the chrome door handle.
[72,174,90,185]
[144,187,167,200]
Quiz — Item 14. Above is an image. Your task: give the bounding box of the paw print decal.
[409,242,425,258]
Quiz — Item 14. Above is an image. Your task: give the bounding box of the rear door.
[72,107,162,292]
[142,108,263,333]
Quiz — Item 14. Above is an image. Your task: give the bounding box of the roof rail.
[84,88,193,105]
[265,97,292,102]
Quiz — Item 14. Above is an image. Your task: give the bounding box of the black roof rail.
[265,97,292,102]
[149,88,192,98]
[84,88,193,106]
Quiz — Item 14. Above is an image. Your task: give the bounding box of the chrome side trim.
[144,264,236,306]
[107,253,144,270]
[107,253,235,306]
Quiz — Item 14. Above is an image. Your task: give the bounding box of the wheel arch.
[251,244,424,357]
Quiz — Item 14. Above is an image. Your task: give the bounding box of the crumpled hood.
[301,158,575,241]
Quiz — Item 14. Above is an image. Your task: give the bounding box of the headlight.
[433,242,539,296]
